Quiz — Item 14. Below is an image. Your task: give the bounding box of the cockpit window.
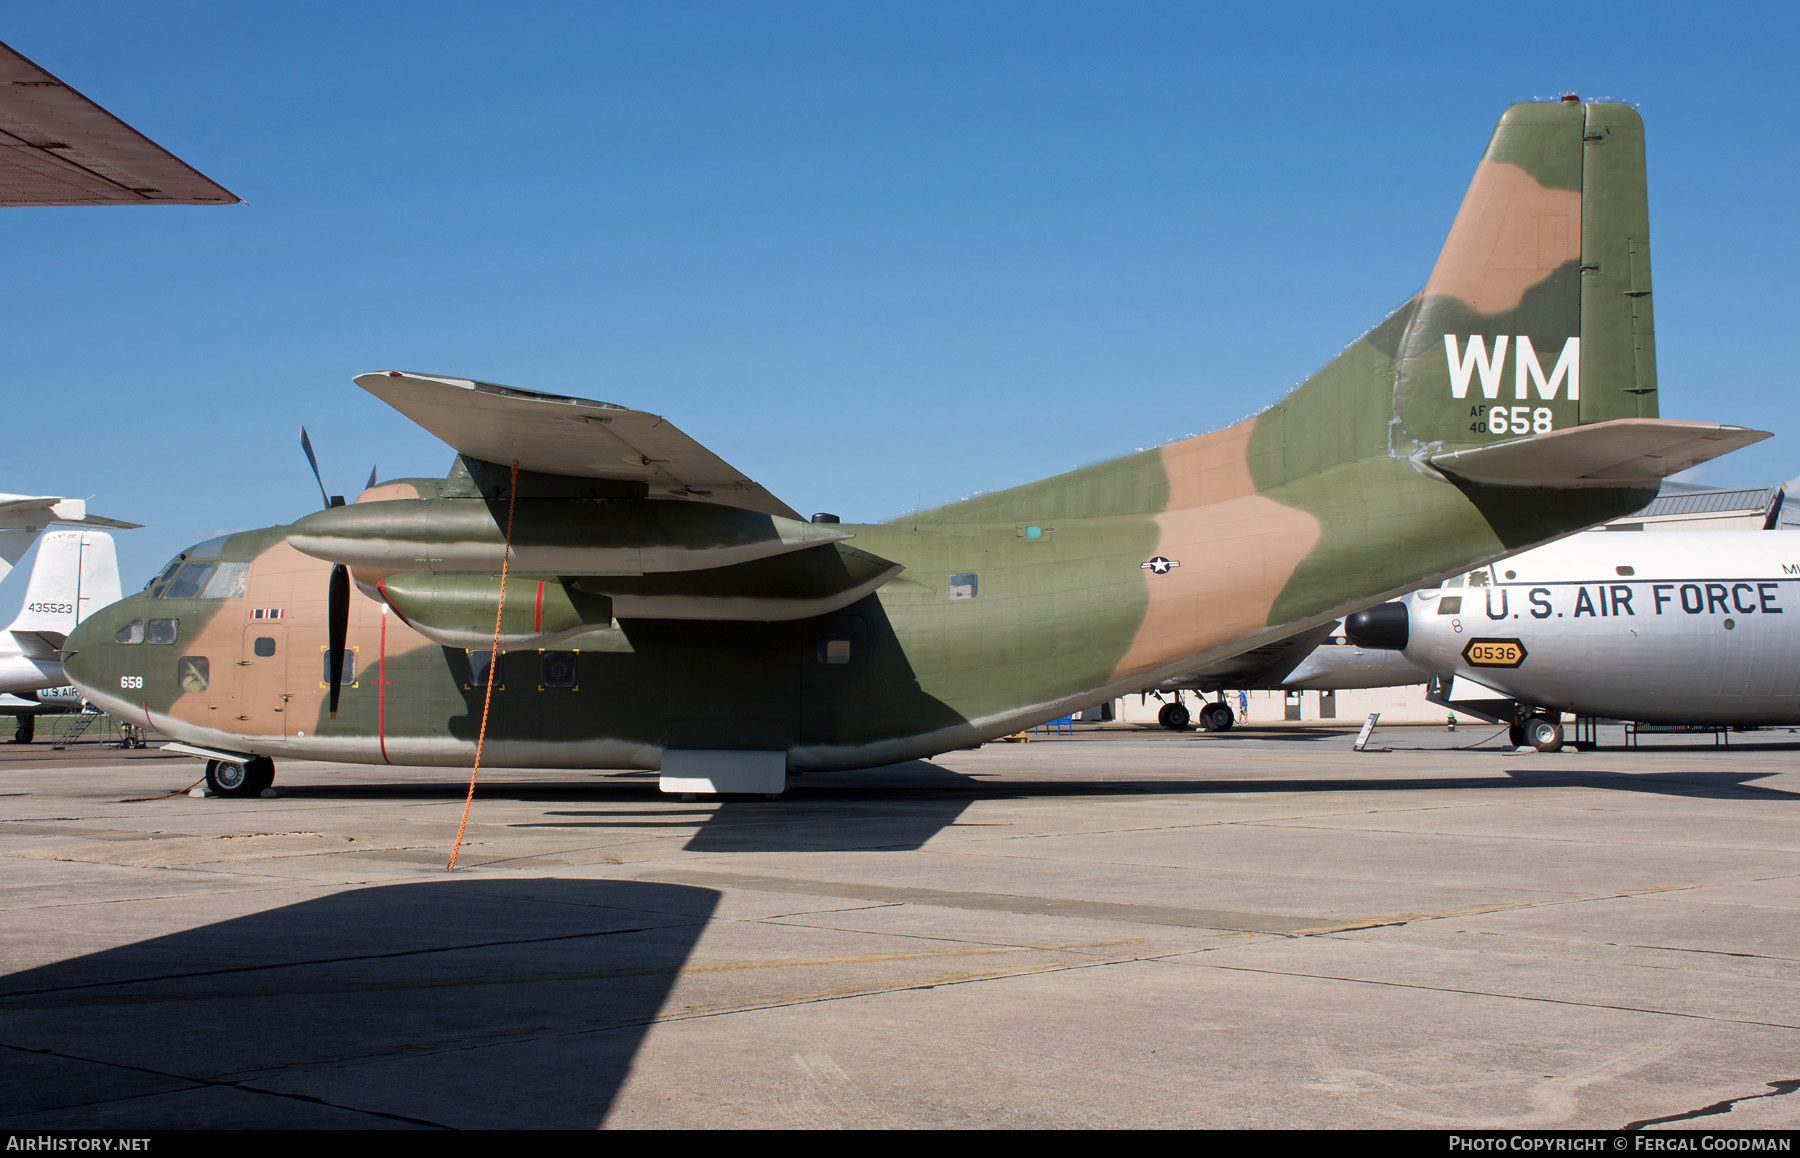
[199,562,250,599]
[147,560,182,597]
[164,563,213,600]
[115,620,145,645]
[147,619,178,644]
[186,536,229,560]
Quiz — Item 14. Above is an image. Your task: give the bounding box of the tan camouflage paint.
[1423,161,1582,314]
[165,541,438,739]
[1110,421,1322,682]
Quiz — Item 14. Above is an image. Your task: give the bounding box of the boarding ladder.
[51,710,102,750]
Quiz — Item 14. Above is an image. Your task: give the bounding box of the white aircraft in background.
[0,528,122,742]
[1346,527,1800,748]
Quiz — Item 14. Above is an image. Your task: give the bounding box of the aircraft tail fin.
[5,530,121,647]
[1393,99,1655,450]
[1249,99,1758,494]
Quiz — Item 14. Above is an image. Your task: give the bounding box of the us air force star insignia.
[1141,556,1179,575]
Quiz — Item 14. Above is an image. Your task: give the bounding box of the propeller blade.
[299,427,333,511]
[326,562,349,718]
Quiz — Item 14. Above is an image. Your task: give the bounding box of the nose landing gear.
[1509,711,1564,750]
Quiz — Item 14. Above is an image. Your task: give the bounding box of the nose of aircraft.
[61,614,101,689]
[1344,601,1409,650]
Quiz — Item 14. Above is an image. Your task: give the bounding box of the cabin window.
[1443,575,1465,588]
[115,620,144,645]
[1436,597,1463,615]
[253,637,277,658]
[147,619,178,644]
[1616,565,1635,577]
[540,650,577,688]
[818,636,852,664]
[1467,571,1489,587]
[1504,570,1517,580]
[177,656,209,693]
[467,650,502,687]
[321,651,357,687]
[200,562,250,599]
[949,573,978,600]
[164,563,213,600]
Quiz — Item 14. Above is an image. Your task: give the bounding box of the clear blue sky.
[4,2,1797,606]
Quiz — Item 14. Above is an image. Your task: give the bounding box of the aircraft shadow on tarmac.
[522,760,985,853]
[0,878,717,1130]
[529,758,1798,855]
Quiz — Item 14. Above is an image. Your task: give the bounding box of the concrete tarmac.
[2,723,1798,1130]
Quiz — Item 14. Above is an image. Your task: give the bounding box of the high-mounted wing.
[356,371,802,520]
[0,39,238,206]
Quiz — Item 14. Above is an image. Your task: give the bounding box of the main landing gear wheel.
[1158,702,1191,731]
[1508,721,1527,748]
[1524,714,1563,750]
[1200,702,1235,732]
[13,716,33,743]
[206,757,275,797]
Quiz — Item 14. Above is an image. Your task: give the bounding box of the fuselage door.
[235,624,291,737]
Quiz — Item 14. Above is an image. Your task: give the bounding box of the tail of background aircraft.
[5,530,121,655]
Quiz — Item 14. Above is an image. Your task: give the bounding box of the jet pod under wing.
[356,371,802,520]
[1429,419,1770,489]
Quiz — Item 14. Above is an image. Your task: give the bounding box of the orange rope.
[447,460,518,872]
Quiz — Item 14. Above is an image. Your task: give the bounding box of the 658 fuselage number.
[1469,405,1553,435]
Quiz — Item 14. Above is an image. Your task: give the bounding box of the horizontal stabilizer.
[355,371,800,520]
[1429,419,1769,489]
[0,495,139,530]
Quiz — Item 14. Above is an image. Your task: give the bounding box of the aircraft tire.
[244,757,276,794]
[13,716,33,744]
[1162,703,1190,731]
[1525,714,1563,751]
[1508,722,1527,747]
[1200,703,1234,732]
[207,758,274,798]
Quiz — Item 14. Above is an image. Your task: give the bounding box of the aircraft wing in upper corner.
[356,371,803,520]
[0,38,238,206]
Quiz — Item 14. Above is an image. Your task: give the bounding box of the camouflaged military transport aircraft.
[63,99,1769,796]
